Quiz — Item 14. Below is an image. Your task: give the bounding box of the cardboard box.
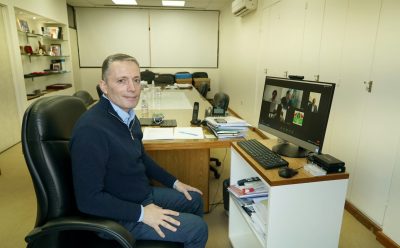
[193,78,211,90]
[175,78,193,84]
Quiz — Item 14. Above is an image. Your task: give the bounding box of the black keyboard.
[237,139,289,169]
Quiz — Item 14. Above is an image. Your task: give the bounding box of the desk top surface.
[232,139,349,186]
[138,88,250,150]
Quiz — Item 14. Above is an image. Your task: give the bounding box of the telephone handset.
[190,102,201,125]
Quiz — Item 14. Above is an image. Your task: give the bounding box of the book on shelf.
[231,192,269,237]
[228,182,268,199]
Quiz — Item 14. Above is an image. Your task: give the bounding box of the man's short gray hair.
[101,54,140,82]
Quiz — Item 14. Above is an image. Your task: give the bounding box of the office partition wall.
[75,8,219,68]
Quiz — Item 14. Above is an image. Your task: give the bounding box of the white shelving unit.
[15,8,74,101]
[229,139,349,248]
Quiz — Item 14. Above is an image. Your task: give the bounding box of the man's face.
[100,60,141,112]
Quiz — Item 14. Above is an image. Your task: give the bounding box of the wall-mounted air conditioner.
[232,0,257,17]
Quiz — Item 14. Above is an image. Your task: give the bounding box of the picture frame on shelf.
[51,62,61,71]
[42,26,63,39]
[49,44,61,56]
[17,19,30,33]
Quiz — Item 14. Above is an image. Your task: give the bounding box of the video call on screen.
[259,78,334,148]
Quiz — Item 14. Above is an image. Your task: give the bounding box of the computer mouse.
[278,167,298,178]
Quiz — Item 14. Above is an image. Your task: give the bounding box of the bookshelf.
[229,139,349,248]
[15,8,74,101]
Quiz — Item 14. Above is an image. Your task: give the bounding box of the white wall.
[0,4,20,151]
[218,0,400,244]
[0,0,69,152]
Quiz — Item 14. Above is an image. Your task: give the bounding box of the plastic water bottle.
[154,86,161,110]
[141,99,149,117]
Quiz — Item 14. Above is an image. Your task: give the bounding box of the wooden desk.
[139,88,238,212]
[229,139,349,248]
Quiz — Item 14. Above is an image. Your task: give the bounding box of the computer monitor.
[258,76,335,158]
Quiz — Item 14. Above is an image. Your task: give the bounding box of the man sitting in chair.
[70,53,208,247]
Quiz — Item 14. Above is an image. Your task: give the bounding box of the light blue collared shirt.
[103,95,136,127]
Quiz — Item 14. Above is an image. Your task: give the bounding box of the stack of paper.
[228,178,268,238]
[142,127,204,140]
[205,116,250,139]
[227,181,268,199]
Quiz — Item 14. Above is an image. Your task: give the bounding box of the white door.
[318,0,350,152]
[325,0,381,202]
[298,0,326,79]
[0,6,21,152]
[351,0,400,226]
[262,0,306,78]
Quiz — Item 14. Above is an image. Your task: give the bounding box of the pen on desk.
[178,131,198,136]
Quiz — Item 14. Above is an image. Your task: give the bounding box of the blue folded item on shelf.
[175,73,192,79]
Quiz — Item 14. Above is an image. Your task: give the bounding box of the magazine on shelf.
[228,182,268,199]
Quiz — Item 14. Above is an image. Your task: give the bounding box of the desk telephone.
[205,106,226,117]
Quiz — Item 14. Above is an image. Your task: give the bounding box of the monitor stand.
[272,142,308,158]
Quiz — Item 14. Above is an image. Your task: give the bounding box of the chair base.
[209,157,221,179]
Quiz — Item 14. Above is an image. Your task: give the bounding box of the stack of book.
[205,116,250,139]
[228,178,269,237]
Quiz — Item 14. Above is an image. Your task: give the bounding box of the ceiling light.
[162,1,185,7]
[112,0,137,5]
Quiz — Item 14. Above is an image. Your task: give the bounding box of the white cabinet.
[382,141,400,245]
[262,1,306,78]
[15,8,74,102]
[229,140,349,248]
[367,0,400,243]
[323,0,400,230]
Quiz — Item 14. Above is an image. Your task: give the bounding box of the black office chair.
[197,82,208,98]
[140,70,155,84]
[209,92,230,179]
[154,74,175,86]
[21,96,182,248]
[192,72,208,79]
[73,90,95,107]
[213,92,230,113]
[96,84,103,99]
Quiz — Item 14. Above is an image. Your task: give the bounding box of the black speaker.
[190,102,201,125]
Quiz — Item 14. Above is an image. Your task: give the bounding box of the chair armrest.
[25,216,134,248]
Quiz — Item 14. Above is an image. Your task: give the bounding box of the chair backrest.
[22,96,87,227]
[192,72,208,78]
[96,85,103,98]
[140,70,155,84]
[154,74,175,85]
[213,92,230,111]
[198,82,208,98]
[73,90,95,107]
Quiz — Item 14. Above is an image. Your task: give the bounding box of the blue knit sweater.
[70,97,176,222]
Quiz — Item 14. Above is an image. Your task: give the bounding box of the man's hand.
[174,181,203,200]
[143,203,180,238]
